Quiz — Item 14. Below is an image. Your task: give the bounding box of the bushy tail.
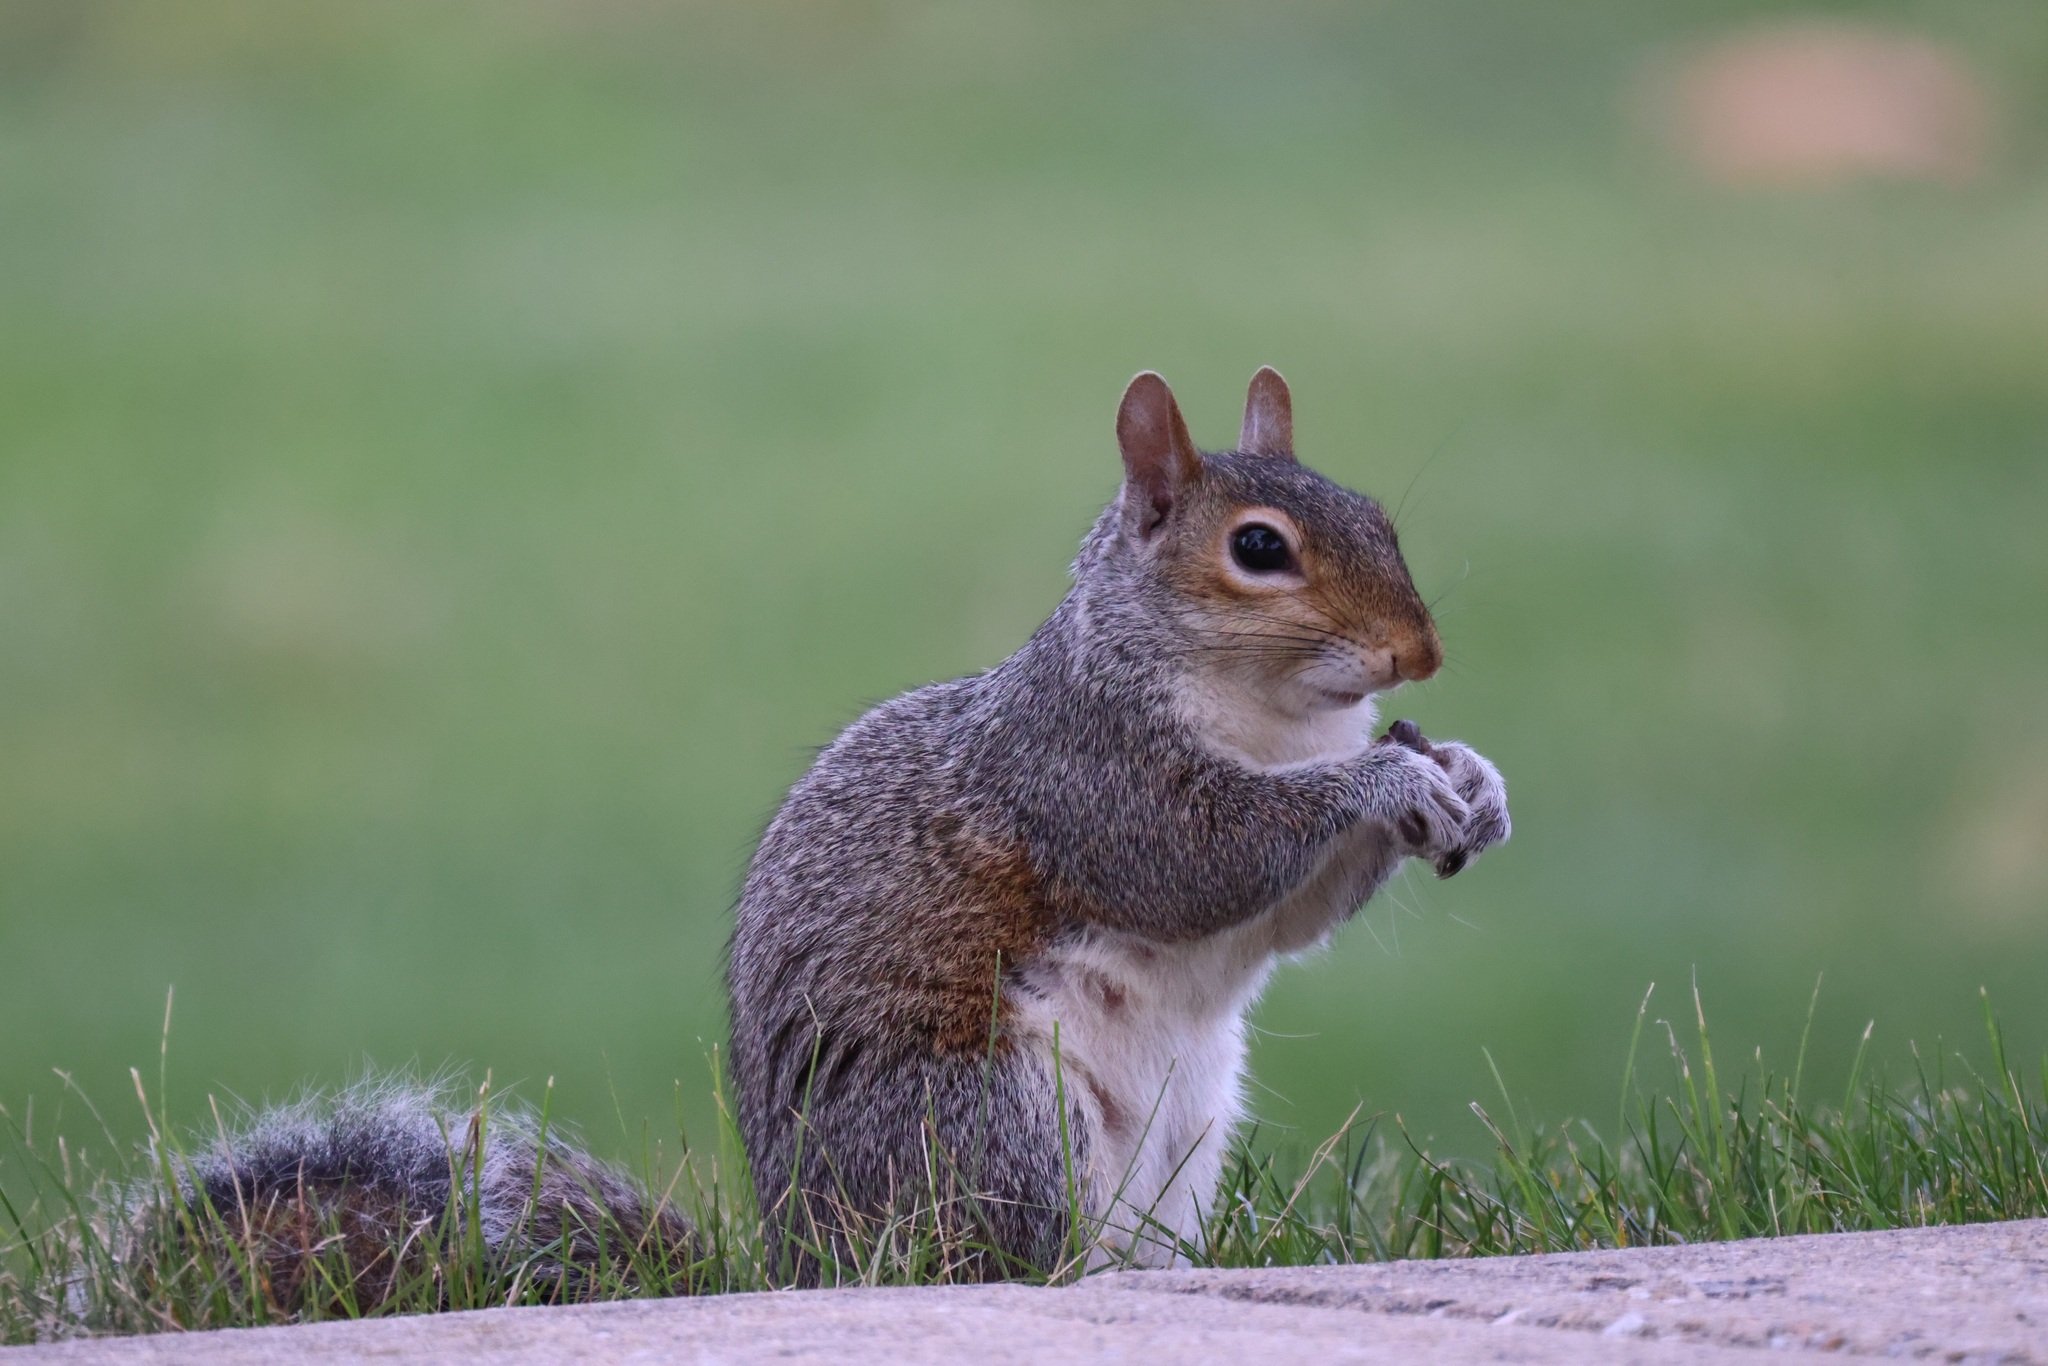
[141,1080,699,1315]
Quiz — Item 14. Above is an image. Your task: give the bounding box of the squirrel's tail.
[146,1080,698,1313]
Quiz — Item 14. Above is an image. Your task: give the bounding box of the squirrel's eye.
[1230,523,1293,574]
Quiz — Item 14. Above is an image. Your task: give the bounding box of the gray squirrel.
[169,369,1508,1295]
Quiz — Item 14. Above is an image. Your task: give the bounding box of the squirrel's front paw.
[1363,743,1471,863]
[1382,722,1510,879]
[1424,740,1510,878]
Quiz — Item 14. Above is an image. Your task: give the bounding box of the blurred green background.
[4,1,2046,1170]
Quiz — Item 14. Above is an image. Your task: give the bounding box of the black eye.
[1230,523,1293,573]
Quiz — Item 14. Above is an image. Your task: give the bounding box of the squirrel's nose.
[1393,630,1443,683]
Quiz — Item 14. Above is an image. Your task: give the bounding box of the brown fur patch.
[178,1166,693,1315]
[916,832,1060,1053]
[1066,1060,1131,1144]
[1091,973,1127,1013]
[195,1183,437,1315]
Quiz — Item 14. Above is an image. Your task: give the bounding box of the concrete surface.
[10,1218,2045,1363]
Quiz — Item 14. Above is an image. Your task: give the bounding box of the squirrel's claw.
[1382,719,1430,755]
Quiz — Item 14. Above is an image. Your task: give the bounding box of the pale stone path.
[11,1219,2045,1362]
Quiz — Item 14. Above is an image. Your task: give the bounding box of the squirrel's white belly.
[1011,920,1280,1267]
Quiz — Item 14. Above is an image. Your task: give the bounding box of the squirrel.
[728,367,1509,1277]
[157,368,1508,1298]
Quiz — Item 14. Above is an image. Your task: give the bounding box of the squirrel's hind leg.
[759,1046,1084,1284]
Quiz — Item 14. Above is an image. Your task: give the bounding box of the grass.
[6,984,2047,1344]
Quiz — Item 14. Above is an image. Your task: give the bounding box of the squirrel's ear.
[1116,371,1202,537]
[1238,366,1296,461]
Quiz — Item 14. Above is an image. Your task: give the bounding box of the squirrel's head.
[1098,368,1442,713]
